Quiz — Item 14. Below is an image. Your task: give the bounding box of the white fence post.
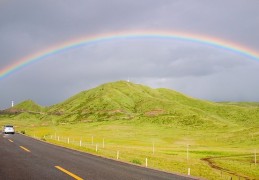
[117,151,119,160]
[188,168,191,175]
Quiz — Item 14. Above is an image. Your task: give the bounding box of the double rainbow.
[0,30,258,80]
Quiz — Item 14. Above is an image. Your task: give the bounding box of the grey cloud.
[0,0,259,109]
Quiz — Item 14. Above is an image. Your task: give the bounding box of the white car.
[3,125,15,134]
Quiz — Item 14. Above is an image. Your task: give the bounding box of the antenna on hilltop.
[11,101,14,108]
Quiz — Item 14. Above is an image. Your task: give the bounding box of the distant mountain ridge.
[2,81,259,128]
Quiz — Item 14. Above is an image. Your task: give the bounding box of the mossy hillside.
[45,81,259,128]
[7,81,259,128]
[45,81,214,125]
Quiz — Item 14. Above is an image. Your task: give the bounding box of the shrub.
[131,159,142,165]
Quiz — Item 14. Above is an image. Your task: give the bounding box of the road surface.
[0,133,198,180]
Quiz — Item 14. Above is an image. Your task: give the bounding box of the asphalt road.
[0,133,198,180]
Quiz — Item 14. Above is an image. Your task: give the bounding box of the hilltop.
[13,100,45,112]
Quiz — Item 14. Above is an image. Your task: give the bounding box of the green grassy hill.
[47,81,210,124]
[1,99,45,114]
[13,100,45,112]
[45,81,259,128]
[3,81,259,129]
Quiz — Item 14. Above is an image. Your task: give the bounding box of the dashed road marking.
[20,146,31,152]
[8,139,13,143]
[55,166,84,180]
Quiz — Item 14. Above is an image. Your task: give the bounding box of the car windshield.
[5,125,13,128]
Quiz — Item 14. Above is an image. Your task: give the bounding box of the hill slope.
[46,81,259,127]
[2,81,258,128]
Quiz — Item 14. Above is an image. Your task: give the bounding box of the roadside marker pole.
[96,144,98,152]
[117,151,119,160]
[145,158,148,167]
[187,143,191,176]
[68,137,70,144]
[80,139,82,147]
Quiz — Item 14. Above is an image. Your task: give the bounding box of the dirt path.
[201,154,254,180]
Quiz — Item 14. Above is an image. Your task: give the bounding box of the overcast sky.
[0,0,259,109]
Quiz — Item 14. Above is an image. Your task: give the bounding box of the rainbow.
[1,30,258,80]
